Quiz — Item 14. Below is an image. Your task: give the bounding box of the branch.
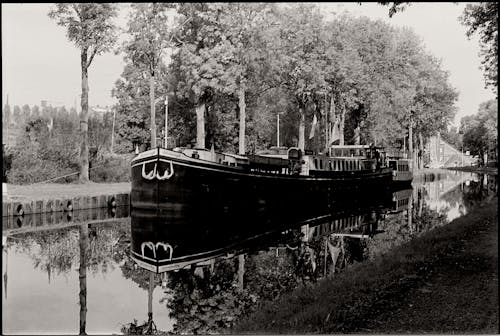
[168,17,192,45]
[87,47,99,68]
[72,3,81,20]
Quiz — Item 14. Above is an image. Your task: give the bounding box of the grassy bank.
[232,197,498,334]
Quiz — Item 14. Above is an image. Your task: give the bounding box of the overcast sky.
[1,3,496,126]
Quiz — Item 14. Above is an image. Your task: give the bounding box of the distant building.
[426,134,476,168]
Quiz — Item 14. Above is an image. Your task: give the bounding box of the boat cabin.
[304,145,387,173]
[170,144,388,177]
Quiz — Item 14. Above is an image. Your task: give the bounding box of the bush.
[89,153,132,182]
[7,153,78,184]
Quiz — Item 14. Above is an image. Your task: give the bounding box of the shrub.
[89,153,132,182]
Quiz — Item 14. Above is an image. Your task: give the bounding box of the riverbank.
[5,182,130,202]
[446,166,498,175]
[232,197,498,334]
[2,182,131,216]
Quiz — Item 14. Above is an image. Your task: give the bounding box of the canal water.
[2,170,497,334]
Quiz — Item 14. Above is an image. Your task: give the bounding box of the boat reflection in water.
[128,187,413,333]
[130,187,411,274]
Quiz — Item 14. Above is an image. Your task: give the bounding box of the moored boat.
[130,145,393,226]
[386,148,413,187]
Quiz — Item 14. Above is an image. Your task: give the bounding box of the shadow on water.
[2,170,497,334]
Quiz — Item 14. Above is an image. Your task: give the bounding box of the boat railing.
[172,147,249,167]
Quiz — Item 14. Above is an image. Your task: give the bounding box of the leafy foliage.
[460,2,498,93]
[48,3,118,60]
[460,99,497,163]
[5,106,127,184]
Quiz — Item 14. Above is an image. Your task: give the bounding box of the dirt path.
[6,182,130,202]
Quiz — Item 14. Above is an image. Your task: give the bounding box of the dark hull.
[391,179,413,191]
[131,149,393,230]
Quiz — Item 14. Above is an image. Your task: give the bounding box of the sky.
[1,3,496,126]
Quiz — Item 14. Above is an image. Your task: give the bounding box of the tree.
[32,105,40,118]
[49,4,118,183]
[460,3,498,94]
[123,3,174,149]
[216,3,274,154]
[460,115,487,163]
[378,2,412,17]
[3,101,11,125]
[379,2,498,95]
[12,105,21,124]
[266,4,327,150]
[171,3,238,149]
[21,104,31,122]
[112,62,170,152]
[461,99,498,165]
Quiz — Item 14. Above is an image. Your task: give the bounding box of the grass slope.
[232,197,498,334]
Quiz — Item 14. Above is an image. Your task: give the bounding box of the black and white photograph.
[2,2,498,334]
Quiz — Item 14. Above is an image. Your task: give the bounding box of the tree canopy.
[112,3,458,155]
[460,2,498,94]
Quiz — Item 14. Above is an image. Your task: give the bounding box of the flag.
[330,117,340,145]
[309,114,318,139]
[47,117,54,133]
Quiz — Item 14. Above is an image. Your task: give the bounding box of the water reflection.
[2,170,496,334]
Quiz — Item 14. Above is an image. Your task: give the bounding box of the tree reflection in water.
[11,222,130,279]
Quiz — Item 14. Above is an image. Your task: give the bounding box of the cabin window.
[314,158,318,169]
[319,159,323,170]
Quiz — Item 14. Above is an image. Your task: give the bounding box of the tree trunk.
[148,272,154,318]
[298,103,305,151]
[418,132,424,169]
[326,94,335,150]
[408,192,413,233]
[354,125,361,145]
[195,100,205,148]
[80,50,90,183]
[238,85,246,155]
[79,223,88,335]
[238,254,245,290]
[150,72,157,149]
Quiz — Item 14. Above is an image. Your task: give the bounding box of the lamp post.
[277,112,284,147]
[111,107,116,153]
[164,96,169,149]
